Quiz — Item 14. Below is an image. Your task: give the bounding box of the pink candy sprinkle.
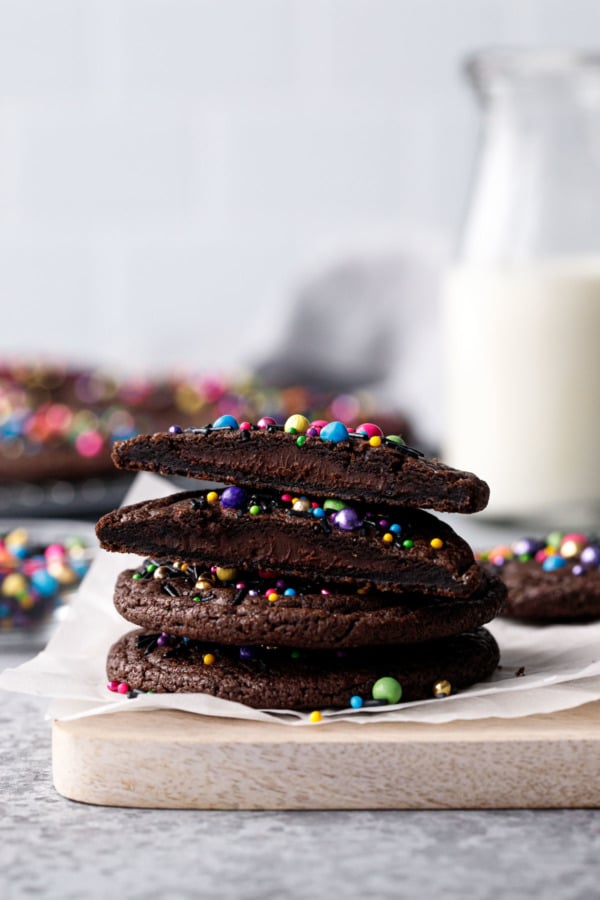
[356,422,383,439]
[107,680,119,692]
[281,493,292,502]
[117,682,130,694]
[45,543,66,561]
[239,421,252,431]
[75,430,104,458]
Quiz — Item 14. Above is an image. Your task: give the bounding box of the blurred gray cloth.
[256,249,444,447]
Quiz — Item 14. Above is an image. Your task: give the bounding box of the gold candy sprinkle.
[433,679,452,698]
[215,566,237,581]
[195,578,213,591]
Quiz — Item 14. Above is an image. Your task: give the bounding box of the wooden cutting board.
[52,701,600,809]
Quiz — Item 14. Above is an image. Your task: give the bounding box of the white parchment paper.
[1,472,599,725]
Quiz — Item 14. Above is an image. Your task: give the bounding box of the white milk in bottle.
[444,50,600,520]
[443,259,600,520]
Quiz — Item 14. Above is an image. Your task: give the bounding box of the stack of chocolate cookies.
[96,415,505,713]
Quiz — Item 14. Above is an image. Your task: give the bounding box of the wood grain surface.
[52,703,600,810]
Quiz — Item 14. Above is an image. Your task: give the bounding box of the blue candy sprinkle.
[350,695,364,709]
[312,507,325,518]
[30,569,59,597]
[389,523,402,534]
[542,555,568,572]
[212,415,239,430]
[10,545,28,560]
[284,588,297,596]
[320,421,349,444]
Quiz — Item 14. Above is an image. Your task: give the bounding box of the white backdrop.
[0,0,597,403]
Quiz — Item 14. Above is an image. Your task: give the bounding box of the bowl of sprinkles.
[0,520,95,647]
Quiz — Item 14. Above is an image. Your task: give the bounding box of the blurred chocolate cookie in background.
[0,360,411,518]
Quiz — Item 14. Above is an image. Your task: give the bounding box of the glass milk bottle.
[443,50,600,523]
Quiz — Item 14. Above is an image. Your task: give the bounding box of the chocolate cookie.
[113,562,505,648]
[96,488,483,597]
[111,418,489,514]
[106,626,500,709]
[482,532,600,620]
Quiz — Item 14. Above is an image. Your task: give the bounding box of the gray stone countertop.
[2,648,600,900]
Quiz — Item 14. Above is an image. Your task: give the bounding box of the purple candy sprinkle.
[333,507,363,531]
[572,564,585,576]
[580,544,600,567]
[168,424,183,434]
[221,486,247,509]
[512,537,542,557]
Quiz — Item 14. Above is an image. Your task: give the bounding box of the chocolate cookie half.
[107,627,500,709]
[96,488,483,597]
[112,420,489,513]
[114,562,505,648]
[482,532,600,620]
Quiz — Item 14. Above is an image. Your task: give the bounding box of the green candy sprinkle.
[323,498,347,512]
[146,563,157,573]
[372,676,403,705]
[547,531,563,550]
[386,434,405,446]
[290,650,301,659]
[249,504,261,515]
[296,435,307,447]
[132,572,142,580]
[192,596,201,603]
[402,539,414,549]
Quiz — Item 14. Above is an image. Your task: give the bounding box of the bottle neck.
[459,71,600,265]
